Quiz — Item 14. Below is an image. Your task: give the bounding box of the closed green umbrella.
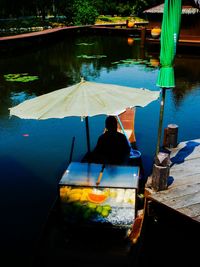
[156,0,182,154]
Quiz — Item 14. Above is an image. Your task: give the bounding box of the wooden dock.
[145,138,200,223]
[146,35,200,48]
[1,25,200,53]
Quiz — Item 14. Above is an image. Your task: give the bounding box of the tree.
[129,0,163,16]
[72,0,99,25]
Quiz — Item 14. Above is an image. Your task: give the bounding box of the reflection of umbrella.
[9,78,160,153]
[156,0,182,154]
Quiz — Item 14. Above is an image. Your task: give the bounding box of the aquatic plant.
[4,73,39,82]
[77,54,107,59]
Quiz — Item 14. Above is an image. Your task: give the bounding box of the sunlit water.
[0,33,200,265]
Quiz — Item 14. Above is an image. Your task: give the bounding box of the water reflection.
[1,34,200,155]
[0,33,200,266]
[173,55,200,106]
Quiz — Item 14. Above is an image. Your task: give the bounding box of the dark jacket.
[92,130,130,165]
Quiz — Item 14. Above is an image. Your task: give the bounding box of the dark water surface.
[0,34,200,266]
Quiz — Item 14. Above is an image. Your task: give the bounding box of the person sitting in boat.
[91,116,130,165]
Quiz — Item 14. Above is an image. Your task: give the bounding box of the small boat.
[116,107,143,167]
[82,107,142,167]
[117,107,136,146]
[34,108,145,266]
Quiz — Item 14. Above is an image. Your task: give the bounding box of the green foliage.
[131,0,163,16]
[116,3,132,16]
[0,0,164,26]
[72,0,99,25]
[131,0,149,16]
[96,15,131,24]
[98,16,112,22]
[0,18,52,31]
[4,73,39,83]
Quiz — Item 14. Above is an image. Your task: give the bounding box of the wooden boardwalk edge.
[145,139,200,223]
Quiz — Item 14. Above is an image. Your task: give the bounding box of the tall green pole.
[156,87,166,155]
[156,0,182,155]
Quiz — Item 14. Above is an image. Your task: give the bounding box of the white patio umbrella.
[9,78,160,153]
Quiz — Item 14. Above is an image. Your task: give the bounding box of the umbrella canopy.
[156,0,182,154]
[9,79,160,119]
[156,0,182,88]
[9,79,160,154]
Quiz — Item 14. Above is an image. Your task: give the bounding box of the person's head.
[105,116,117,132]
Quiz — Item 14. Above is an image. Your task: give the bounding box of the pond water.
[0,33,200,265]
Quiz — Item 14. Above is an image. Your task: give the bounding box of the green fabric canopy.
[156,0,182,155]
[156,0,182,88]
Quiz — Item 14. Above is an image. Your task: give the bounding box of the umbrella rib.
[9,81,160,120]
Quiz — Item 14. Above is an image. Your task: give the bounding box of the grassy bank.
[96,15,146,24]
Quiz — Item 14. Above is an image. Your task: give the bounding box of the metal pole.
[116,114,136,158]
[69,136,75,164]
[156,87,166,155]
[85,116,91,154]
[116,115,130,145]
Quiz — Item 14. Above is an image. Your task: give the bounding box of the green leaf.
[4,73,39,82]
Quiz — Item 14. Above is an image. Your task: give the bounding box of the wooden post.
[152,152,170,191]
[163,124,178,148]
[163,127,168,147]
[167,124,178,148]
[152,165,169,191]
[154,152,171,166]
[140,27,146,47]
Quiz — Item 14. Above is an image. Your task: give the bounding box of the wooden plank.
[192,215,200,223]
[169,139,200,161]
[177,203,200,218]
[148,183,200,202]
[161,190,200,210]
[170,158,200,179]
[168,173,200,188]
[145,139,200,222]
[145,191,200,222]
[171,151,200,162]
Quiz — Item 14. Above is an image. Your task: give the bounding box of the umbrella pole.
[85,117,91,154]
[156,87,166,155]
[69,136,75,164]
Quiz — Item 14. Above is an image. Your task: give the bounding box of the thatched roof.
[193,0,200,9]
[143,3,199,15]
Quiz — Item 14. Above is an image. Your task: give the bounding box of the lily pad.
[76,43,94,46]
[4,73,39,82]
[77,54,107,59]
[111,58,159,69]
[111,61,120,65]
